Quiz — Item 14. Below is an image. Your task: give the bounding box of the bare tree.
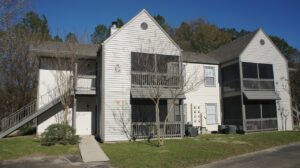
[276,77,291,131]
[0,28,43,119]
[0,0,27,31]
[49,33,92,127]
[111,100,132,140]
[162,59,203,143]
[133,39,203,146]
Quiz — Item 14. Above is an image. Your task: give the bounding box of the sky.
[34,0,300,50]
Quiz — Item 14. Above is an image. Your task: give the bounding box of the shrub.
[40,124,79,146]
[18,125,36,136]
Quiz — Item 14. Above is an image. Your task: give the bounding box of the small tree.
[276,77,291,131]
[49,33,91,127]
[133,39,203,146]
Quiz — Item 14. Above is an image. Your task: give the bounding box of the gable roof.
[182,51,219,64]
[207,29,259,64]
[102,9,182,51]
[31,41,100,58]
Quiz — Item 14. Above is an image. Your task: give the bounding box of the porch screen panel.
[131,52,155,72]
[262,100,277,118]
[242,62,258,78]
[223,96,242,120]
[221,63,240,93]
[259,64,274,79]
[157,54,179,73]
[131,99,167,122]
[245,101,261,119]
[221,63,240,81]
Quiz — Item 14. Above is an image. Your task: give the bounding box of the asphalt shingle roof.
[207,30,258,63]
[31,41,100,58]
[182,51,219,64]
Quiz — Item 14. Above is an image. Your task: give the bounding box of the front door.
[76,111,92,135]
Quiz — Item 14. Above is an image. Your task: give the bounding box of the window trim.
[205,103,218,125]
[204,66,216,87]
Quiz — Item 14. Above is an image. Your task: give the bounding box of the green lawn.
[101,131,300,168]
[0,136,79,160]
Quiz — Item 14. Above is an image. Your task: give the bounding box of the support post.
[180,100,184,138]
[72,62,78,129]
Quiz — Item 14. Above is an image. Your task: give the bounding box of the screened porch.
[131,99,184,139]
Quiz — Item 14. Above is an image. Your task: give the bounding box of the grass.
[101,131,300,168]
[0,135,79,161]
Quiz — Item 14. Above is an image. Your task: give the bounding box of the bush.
[18,125,36,136]
[40,124,79,146]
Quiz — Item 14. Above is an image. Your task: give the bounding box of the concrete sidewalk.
[79,136,109,162]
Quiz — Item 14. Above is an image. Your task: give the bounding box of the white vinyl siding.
[206,103,217,124]
[101,10,181,141]
[184,63,221,132]
[204,66,215,87]
[240,29,293,131]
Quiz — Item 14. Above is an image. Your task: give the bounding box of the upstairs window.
[204,66,215,87]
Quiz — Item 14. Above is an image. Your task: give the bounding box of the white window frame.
[204,66,216,87]
[205,103,217,125]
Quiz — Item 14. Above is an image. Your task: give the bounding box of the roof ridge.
[207,29,259,63]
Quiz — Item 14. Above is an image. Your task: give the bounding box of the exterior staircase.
[0,87,67,139]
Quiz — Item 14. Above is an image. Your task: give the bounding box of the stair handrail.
[1,85,66,120]
[0,84,72,132]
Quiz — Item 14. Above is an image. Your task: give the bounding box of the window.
[259,64,274,79]
[242,62,258,78]
[204,66,215,87]
[206,103,217,124]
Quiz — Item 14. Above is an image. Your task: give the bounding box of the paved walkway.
[79,136,109,162]
[195,142,300,168]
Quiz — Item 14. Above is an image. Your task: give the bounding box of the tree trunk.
[155,100,162,147]
[64,105,69,124]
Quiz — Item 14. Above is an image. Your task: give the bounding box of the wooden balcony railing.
[243,78,275,91]
[223,79,241,93]
[246,118,278,131]
[132,122,182,139]
[77,75,96,91]
[131,72,181,88]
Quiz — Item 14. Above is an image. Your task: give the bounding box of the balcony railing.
[246,118,278,131]
[223,79,241,93]
[132,122,182,139]
[131,71,180,88]
[76,75,96,91]
[243,78,275,91]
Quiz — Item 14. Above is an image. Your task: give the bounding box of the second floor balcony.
[131,71,181,88]
[243,78,275,91]
[75,75,96,95]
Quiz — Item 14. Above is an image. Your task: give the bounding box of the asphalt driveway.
[196,143,300,168]
[0,155,110,168]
